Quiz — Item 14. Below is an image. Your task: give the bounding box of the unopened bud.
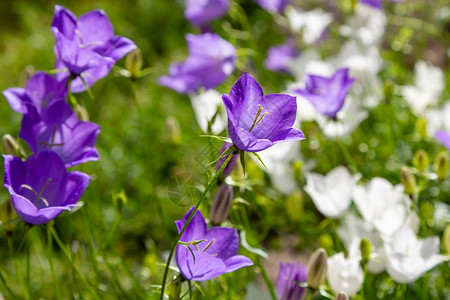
[292,160,303,182]
[413,149,429,172]
[125,49,143,79]
[0,201,17,237]
[414,117,428,139]
[3,134,20,157]
[318,234,333,254]
[285,191,303,222]
[384,80,394,102]
[168,275,182,300]
[307,248,328,289]
[166,116,181,146]
[335,292,349,300]
[112,190,127,213]
[210,185,233,225]
[400,167,416,195]
[74,105,89,121]
[360,238,371,264]
[434,152,449,180]
[443,225,450,256]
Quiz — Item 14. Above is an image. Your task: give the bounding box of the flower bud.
[443,225,450,256]
[0,201,17,237]
[413,149,429,172]
[112,190,127,213]
[74,105,90,121]
[414,117,428,139]
[166,116,181,146]
[210,185,233,225]
[307,248,328,289]
[125,48,143,79]
[360,238,371,264]
[383,79,394,102]
[292,160,303,182]
[168,275,182,300]
[3,134,21,157]
[335,292,349,300]
[400,167,416,196]
[434,152,449,180]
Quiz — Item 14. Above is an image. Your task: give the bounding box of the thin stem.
[188,280,193,300]
[255,256,277,300]
[50,227,100,300]
[131,80,145,130]
[26,239,30,299]
[159,153,235,300]
[47,223,60,299]
[0,269,17,299]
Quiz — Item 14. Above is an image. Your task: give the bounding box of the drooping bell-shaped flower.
[175,207,253,281]
[51,5,136,93]
[327,253,364,297]
[3,72,66,115]
[3,151,90,225]
[159,33,236,94]
[20,100,101,167]
[293,68,355,119]
[3,73,100,167]
[277,262,307,300]
[185,0,230,26]
[223,73,305,152]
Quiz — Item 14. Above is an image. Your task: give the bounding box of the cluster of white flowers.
[305,167,448,296]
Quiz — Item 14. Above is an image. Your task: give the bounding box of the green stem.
[256,256,277,300]
[337,140,358,173]
[47,224,60,299]
[131,80,144,130]
[50,227,100,300]
[26,239,30,299]
[0,270,18,299]
[159,153,235,300]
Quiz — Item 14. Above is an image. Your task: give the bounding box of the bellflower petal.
[277,262,307,300]
[293,68,355,118]
[185,0,230,26]
[3,151,90,225]
[254,0,290,13]
[223,73,304,152]
[327,253,364,297]
[159,33,236,94]
[175,207,253,281]
[264,41,298,74]
[435,131,450,150]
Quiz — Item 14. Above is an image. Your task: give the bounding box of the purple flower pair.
[159,33,236,94]
[3,72,100,167]
[175,207,253,281]
[52,5,136,93]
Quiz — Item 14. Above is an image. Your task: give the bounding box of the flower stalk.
[159,153,235,299]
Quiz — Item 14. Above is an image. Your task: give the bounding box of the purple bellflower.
[51,5,136,93]
[185,0,230,26]
[3,151,90,225]
[277,262,308,300]
[159,33,236,94]
[293,68,355,119]
[264,42,298,74]
[3,71,66,115]
[175,207,253,281]
[255,0,290,13]
[436,131,450,151]
[3,73,101,167]
[223,73,305,152]
[360,0,402,9]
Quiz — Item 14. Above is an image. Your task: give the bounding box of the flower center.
[38,126,65,148]
[19,177,52,207]
[248,105,270,133]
